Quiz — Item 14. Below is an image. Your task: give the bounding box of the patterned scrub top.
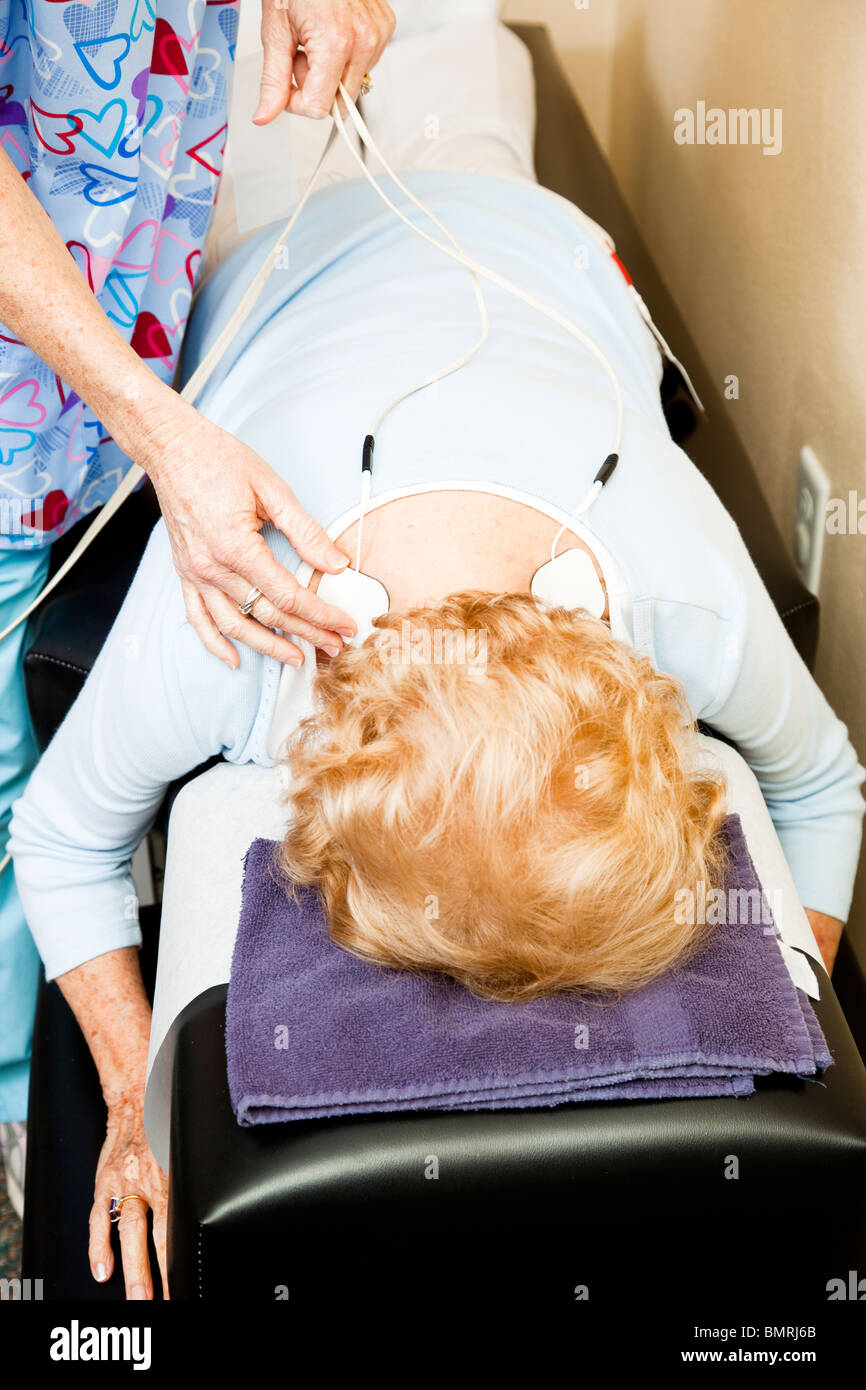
[0,0,238,549]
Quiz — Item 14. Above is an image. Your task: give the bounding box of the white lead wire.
[331,94,492,570]
[355,468,371,574]
[335,81,624,444]
[332,102,491,440]
[331,83,623,562]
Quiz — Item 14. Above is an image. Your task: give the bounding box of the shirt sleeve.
[8,521,280,981]
[688,537,864,922]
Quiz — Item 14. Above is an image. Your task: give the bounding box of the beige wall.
[503,0,618,147]
[506,0,866,959]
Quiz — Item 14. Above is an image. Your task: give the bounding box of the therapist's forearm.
[55,947,152,1106]
[0,145,174,463]
[804,909,844,976]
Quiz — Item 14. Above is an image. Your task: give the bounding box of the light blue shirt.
[10,172,864,979]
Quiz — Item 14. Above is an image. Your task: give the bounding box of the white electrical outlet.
[794,446,831,594]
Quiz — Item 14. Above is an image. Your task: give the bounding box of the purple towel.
[226,815,831,1125]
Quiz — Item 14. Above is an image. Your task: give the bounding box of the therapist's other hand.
[804,908,844,976]
[90,1097,168,1301]
[255,0,396,123]
[140,399,355,669]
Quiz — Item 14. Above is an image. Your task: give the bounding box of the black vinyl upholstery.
[23,26,862,1307]
[23,484,161,754]
[168,981,866,1309]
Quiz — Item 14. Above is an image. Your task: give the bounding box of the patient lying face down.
[280,590,729,1002]
[8,12,860,1310]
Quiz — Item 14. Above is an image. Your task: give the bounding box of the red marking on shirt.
[22,490,70,532]
[150,19,189,78]
[131,310,172,362]
[611,252,633,286]
[30,101,83,156]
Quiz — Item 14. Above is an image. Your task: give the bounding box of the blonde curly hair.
[278,591,728,1002]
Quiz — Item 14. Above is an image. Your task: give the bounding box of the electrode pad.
[317,568,390,647]
[530,546,607,619]
[319,546,606,650]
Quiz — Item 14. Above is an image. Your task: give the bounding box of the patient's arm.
[9,521,283,982]
[804,910,844,976]
[692,514,865,929]
[56,949,166,1300]
[9,523,290,1297]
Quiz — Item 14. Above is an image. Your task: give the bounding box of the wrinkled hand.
[89,1096,168,1301]
[255,0,396,123]
[140,398,356,668]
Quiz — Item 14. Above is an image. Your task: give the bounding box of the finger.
[204,587,309,666]
[291,47,310,94]
[287,29,352,119]
[224,532,356,635]
[152,1193,170,1302]
[88,1191,115,1286]
[183,580,240,670]
[376,1,398,60]
[256,578,358,643]
[255,5,296,124]
[219,572,349,654]
[257,475,352,576]
[355,2,397,81]
[117,1197,153,1300]
[341,16,385,103]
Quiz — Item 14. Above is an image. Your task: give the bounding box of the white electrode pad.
[317,568,390,647]
[530,547,607,619]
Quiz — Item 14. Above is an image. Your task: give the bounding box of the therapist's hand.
[140,396,356,669]
[254,0,396,123]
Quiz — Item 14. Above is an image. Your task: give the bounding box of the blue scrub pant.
[0,545,51,1122]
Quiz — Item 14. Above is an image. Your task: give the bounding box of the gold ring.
[239,585,263,616]
[360,72,373,96]
[109,1195,146,1223]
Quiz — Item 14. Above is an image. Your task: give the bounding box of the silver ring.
[239,585,263,616]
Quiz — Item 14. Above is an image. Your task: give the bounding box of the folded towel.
[226,815,831,1125]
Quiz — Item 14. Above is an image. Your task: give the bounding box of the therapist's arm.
[0,145,353,665]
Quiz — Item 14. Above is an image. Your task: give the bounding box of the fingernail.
[130,1284,147,1300]
[327,548,351,570]
[288,652,304,668]
[252,102,267,123]
[95,1263,108,1283]
[335,626,356,639]
[323,643,342,658]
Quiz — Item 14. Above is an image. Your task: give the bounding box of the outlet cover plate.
[794,446,831,594]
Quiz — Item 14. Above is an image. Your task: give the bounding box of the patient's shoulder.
[103,517,279,767]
